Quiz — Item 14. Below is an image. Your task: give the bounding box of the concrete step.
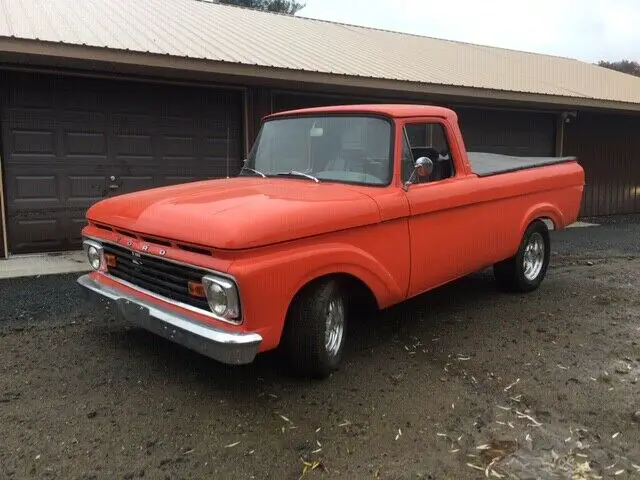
[0,251,89,279]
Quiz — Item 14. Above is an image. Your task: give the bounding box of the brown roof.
[1,0,640,111]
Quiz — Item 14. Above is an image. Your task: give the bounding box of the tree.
[597,60,640,77]
[215,0,305,15]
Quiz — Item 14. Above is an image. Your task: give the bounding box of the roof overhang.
[2,37,640,114]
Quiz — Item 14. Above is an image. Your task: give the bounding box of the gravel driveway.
[1,221,639,479]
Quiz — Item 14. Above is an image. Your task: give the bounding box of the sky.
[297,0,640,63]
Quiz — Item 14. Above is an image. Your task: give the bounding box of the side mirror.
[414,156,434,177]
[403,156,433,191]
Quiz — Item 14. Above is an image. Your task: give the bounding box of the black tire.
[493,220,550,293]
[281,277,348,379]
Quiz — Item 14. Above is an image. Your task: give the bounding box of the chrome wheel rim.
[325,296,345,358]
[523,232,545,281]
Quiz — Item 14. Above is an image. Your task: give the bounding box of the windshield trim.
[246,112,396,188]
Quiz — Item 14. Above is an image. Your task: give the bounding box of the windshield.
[244,115,393,185]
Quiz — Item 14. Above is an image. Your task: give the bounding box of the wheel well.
[539,217,556,231]
[287,273,379,320]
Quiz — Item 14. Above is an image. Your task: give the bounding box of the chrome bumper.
[77,274,262,365]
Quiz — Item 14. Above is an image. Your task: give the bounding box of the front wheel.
[281,277,348,379]
[493,220,550,293]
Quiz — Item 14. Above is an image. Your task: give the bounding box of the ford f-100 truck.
[78,104,585,378]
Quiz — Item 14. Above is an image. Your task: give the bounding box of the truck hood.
[86,177,381,250]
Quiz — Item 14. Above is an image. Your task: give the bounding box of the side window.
[403,122,455,184]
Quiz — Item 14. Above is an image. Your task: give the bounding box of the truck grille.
[103,243,211,312]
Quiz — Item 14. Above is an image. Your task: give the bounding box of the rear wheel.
[494,220,550,293]
[281,277,348,379]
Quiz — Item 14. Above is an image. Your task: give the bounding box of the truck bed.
[467,152,577,177]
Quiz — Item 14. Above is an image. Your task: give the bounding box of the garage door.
[272,92,374,112]
[456,108,556,157]
[1,72,243,254]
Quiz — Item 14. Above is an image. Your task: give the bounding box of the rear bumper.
[77,274,262,365]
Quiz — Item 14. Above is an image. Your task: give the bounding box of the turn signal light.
[188,281,206,298]
[105,254,117,268]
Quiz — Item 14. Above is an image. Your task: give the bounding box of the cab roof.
[264,104,458,121]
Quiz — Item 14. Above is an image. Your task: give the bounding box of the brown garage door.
[455,108,556,157]
[0,72,243,254]
[272,92,375,112]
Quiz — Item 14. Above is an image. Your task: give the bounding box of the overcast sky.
[297,0,640,63]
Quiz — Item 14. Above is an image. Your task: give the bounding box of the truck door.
[401,120,488,298]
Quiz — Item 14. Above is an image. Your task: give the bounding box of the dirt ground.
[1,228,639,479]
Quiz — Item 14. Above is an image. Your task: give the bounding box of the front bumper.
[77,274,262,365]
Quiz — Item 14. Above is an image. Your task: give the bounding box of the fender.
[234,241,406,310]
[519,202,564,238]
[229,240,408,350]
[229,241,409,308]
[289,251,405,310]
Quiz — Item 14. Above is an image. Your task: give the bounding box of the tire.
[493,220,550,293]
[281,277,348,379]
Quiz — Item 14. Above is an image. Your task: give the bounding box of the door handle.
[108,176,119,190]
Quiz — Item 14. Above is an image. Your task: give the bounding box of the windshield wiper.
[239,165,266,178]
[276,170,320,183]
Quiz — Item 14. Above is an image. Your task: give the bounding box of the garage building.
[1,0,639,257]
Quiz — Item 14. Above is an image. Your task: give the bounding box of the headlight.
[202,275,240,322]
[88,246,101,270]
[83,240,104,271]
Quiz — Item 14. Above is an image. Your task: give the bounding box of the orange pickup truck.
[78,104,584,378]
